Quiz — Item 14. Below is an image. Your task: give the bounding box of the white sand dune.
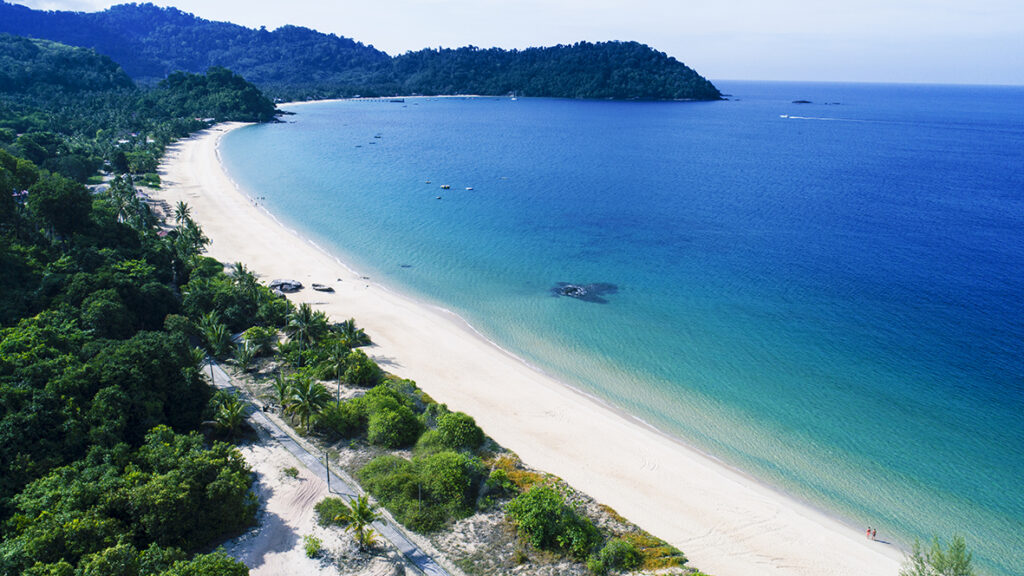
[156,122,904,576]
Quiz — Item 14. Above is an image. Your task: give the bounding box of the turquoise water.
[220,82,1024,575]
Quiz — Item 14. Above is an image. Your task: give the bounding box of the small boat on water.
[465,187,474,190]
[440,184,451,189]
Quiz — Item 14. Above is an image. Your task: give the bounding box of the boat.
[465,187,474,191]
[440,184,450,189]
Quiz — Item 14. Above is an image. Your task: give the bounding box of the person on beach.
[872,528,877,540]
[867,527,872,539]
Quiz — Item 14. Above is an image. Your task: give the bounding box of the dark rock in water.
[551,282,618,304]
[269,279,303,292]
[400,264,413,268]
[792,99,812,104]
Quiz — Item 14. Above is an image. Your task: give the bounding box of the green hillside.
[0,1,721,101]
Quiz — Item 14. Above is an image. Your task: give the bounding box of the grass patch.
[490,455,546,491]
[622,531,689,570]
[282,466,299,479]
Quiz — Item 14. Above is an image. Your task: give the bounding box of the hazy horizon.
[14,0,1024,86]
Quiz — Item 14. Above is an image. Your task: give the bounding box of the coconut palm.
[286,377,332,430]
[174,200,192,225]
[230,261,259,298]
[214,393,247,437]
[271,372,293,409]
[233,340,257,372]
[202,321,233,359]
[285,303,328,367]
[334,495,381,551]
[323,341,351,402]
[336,318,370,348]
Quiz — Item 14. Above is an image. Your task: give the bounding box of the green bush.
[344,348,381,387]
[413,429,448,458]
[241,325,277,356]
[314,497,351,527]
[436,411,484,451]
[505,484,601,560]
[357,450,485,533]
[302,534,322,558]
[598,538,642,573]
[367,406,422,448]
[418,451,485,512]
[315,400,366,439]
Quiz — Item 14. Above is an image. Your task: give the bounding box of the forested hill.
[0,1,721,101]
[0,34,133,94]
[394,43,720,101]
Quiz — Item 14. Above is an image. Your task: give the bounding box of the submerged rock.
[551,282,618,304]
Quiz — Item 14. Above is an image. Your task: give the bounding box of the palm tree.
[324,341,351,402]
[271,372,293,409]
[214,393,247,437]
[174,201,192,225]
[202,321,233,359]
[234,340,257,372]
[336,318,370,348]
[285,303,328,367]
[286,377,332,430]
[334,495,381,551]
[230,262,259,298]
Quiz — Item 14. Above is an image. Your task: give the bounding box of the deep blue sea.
[220,82,1024,575]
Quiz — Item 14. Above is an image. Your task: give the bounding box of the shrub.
[314,497,351,527]
[357,451,485,533]
[418,451,485,512]
[505,485,601,560]
[283,467,299,479]
[485,468,516,495]
[367,406,422,448]
[413,429,447,458]
[436,411,484,451]
[598,538,642,573]
[344,349,381,387]
[315,400,366,439]
[900,535,975,576]
[302,534,322,558]
[241,325,277,356]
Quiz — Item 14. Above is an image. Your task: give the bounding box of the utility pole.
[325,452,330,492]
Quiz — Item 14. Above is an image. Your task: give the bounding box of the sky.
[17,0,1024,85]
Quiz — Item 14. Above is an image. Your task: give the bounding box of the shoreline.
[155,121,904,576]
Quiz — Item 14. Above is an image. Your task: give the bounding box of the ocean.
[219,82,1024,575]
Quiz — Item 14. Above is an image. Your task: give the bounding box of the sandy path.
[156,122,904,576]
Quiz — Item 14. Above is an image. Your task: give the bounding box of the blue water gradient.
[220,82,1024,575]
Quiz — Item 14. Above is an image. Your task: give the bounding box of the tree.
[336,317,370,347]
[285,303,328,366]
[900,535,975,576]
[173,201,191,225]
[270,372,292,409]
[286,376,331,429]
[212,393,247,438]
[333,495,381,552]
[232,340,256,372]
[323,340,351,401]
[26,172,92,242]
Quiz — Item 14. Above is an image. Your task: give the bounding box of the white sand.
[157,122,904,576]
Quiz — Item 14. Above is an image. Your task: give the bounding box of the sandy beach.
[156,122,904,576]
